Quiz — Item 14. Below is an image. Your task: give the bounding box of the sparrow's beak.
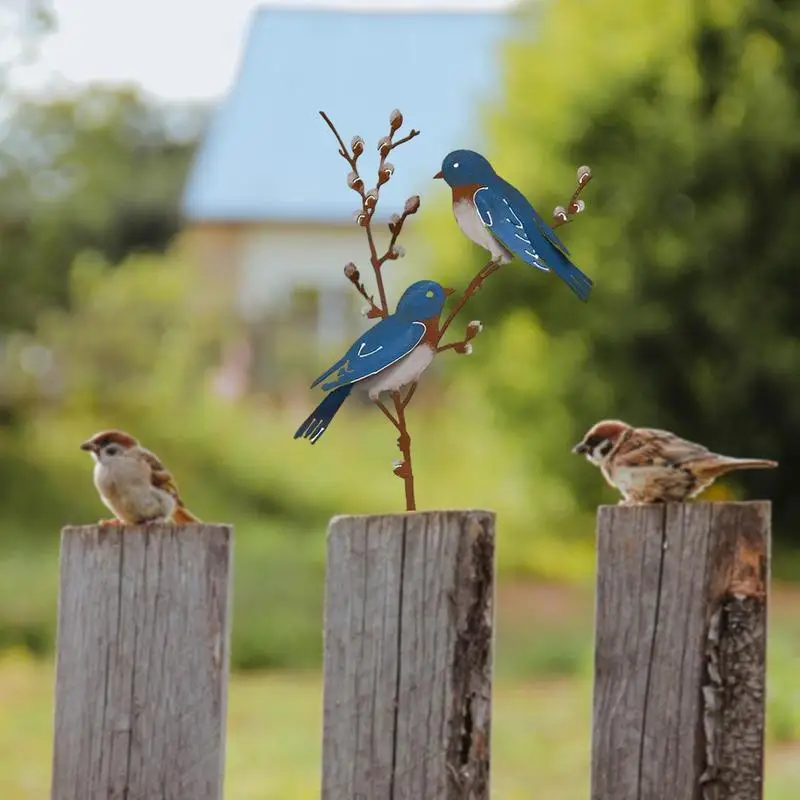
[80,440,96,452]
[433,170,443,180]
[572,442,589,455]
[443,287,456,296]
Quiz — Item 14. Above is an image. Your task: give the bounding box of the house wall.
[179,222,243,285]
[238,221,363,337]
[236,221,421,321]
[180,219,428,393]
[184,219,426,335]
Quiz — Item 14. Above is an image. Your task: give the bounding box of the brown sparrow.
[573,419,778,504]
[80,430,200,525]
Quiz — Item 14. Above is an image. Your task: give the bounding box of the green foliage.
[498,629,591,681]
[0,85,206,333]
[768,632,800,743]
[0,249,600,667]
[2,0,799,676]
[427,0,800,542]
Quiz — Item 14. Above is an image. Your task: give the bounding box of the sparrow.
[80,430,201,525]
[572,419,778,504]
[294,280,454,444]
[434,149,593,301]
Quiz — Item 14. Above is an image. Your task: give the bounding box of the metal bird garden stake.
[295,109,593,512]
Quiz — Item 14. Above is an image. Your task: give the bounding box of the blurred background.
[1,0,799,796]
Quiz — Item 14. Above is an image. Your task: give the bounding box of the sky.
[9,0,515,101]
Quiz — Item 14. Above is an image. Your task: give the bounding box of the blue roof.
[181,7,511,222]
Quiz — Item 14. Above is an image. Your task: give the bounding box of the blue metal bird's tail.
[293,385,352,444]
[547,247,593,302]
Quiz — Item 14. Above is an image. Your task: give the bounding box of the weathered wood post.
[321,510,495,800]
[51,523,233,800]
[591,501,770,800]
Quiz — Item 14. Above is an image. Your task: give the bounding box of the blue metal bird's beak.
[444,287,455,296]
[433,170,443,180]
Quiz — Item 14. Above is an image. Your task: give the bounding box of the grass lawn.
[1,653,798,799]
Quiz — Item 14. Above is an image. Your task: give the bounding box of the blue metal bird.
[434,150,593,301]
[294,280,454,444]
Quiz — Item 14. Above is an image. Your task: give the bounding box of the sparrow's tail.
[172,505,201,524]
[294,385,352,444]
[548,248,594,302]
[693,455,779,478]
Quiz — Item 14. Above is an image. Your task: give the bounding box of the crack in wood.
[446,515,493,799]
[636,506,667,798]
[388,516,408,800]
[591,502,768,800]
[701,606,723,798]
[51,524,232,800]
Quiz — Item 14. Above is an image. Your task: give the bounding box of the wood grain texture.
[51,523,233,800]
[591,501,769,800]
[322,510,495,800]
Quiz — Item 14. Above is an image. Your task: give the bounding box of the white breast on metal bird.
[453,198,513,263]
[362,343,436,400]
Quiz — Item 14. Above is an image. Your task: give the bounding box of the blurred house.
[180,4,510,392]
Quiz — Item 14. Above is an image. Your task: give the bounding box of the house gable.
[181,6,512,224]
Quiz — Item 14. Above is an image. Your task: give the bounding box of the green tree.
[430,0,800,543]
[0,86,207,333]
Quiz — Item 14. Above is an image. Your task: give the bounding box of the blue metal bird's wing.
[500,180,572,256]
[472,186,553,272]
[473,183,593,301]
[311,316,427,391]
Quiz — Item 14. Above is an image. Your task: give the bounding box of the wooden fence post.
[51,523,233,800]
[591,501,770,800]
[321,510,495,800]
